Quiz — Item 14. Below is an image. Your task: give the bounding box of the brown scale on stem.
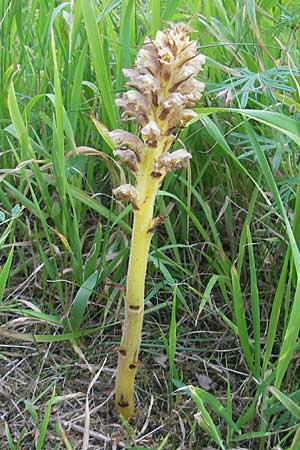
[118,395,129,408]
[111,22,205,419]
[148,214,165,233]
[128,305,140,311]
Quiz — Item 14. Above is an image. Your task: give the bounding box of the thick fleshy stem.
[115,146,162,417]
[111,23,205,418]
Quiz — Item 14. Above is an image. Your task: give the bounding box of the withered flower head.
[118,23,205,136]
[113,184,139,209]
[156,149,192,172]
[109,130,144,156]
[113,23,205,202]
[113,149,139,172]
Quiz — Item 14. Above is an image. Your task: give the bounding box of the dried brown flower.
[112,22,205,183]
[113,184,139,209]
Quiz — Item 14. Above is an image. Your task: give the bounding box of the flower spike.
[113,23,205,418]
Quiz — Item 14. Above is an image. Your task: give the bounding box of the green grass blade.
[81,0,117,128]
[169,287,177,383]
[149,255,192,314]
[162,0,179,20]
[7,81,29,159]
[192,386,240,434]
[51,31,68,235]
[262,250,289,375]
[275,282,300,389]
[156,433,170,450]
[290,427,300,450]
[188,386,226,450]
[0,220,14,250]
[226,370,233,445]
[246,122,300,270]
[5,424,16,450]
[196,108,300,147]
[197,274,219,318]
[0,245,14,303]
[69,42,87,130]
[68,271,99,332]
[269,387,300,421]
[1,324,116,343]
[245,122,300,389]
[236,183,260,276]
[231,265,254,373]
[150,0,161,37]
[36,385,56,450]
[246,226,261,379]
[116,0,135,89]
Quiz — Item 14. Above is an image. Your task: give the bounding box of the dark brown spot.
[166,127,176,136]
[134,151,141,163]
[151,171,162,178]
[46,217,55,227]
[119,349,126,356]
[137,112,147,124]
[118,400,129,407]
[162,70,171,81]
[128,359,144,370]
[159,108,170,120]
[148,141,158,148]
[118,395,129,408]
[129,305,140,311]
[152,93,158,107]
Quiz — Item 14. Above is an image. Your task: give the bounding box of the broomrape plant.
[110,23,205,418]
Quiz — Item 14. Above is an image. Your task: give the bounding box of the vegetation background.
[1,0,300,448]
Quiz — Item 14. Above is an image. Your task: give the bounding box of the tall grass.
[1,0,300,448]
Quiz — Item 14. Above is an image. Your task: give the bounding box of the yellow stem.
[115,149,161,418]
